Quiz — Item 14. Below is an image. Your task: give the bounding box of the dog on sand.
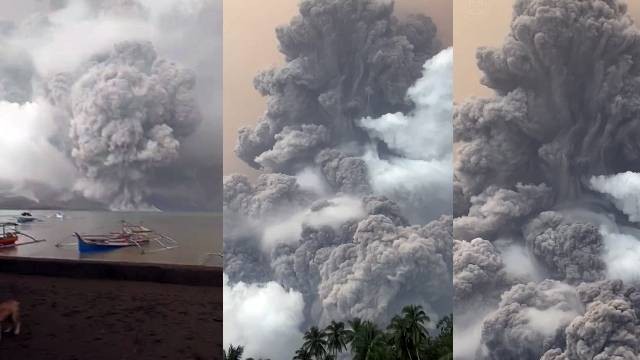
[0,300,21,340]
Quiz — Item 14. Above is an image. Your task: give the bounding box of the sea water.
[0,210,222,267]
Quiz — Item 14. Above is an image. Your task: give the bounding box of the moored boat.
[16,212,36,223]
[0,223,19,246]
[58,221,178,254]
[0,222,45,248]
[74,232,146,253]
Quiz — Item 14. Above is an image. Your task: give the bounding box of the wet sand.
[0,273,222,360]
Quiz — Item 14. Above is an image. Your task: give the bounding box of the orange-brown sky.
[223,0,453,175]
[454,0,640,102]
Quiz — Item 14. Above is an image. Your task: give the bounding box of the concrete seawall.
[0,256,223,287]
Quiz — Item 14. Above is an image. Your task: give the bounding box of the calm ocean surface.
[0,210,222,267]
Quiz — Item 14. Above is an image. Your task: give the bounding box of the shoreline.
[0,255,223,287]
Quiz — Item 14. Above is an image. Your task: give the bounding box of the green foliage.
[296,305,452,360]
[228,305,453,360]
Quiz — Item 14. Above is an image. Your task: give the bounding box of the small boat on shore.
[0,222,45,249]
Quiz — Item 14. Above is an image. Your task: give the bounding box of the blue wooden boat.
[74,232,140,253]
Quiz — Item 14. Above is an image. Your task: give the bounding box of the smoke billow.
[454,1,640,358]
[68,41,201,210]
[0,0,221,211]
[224,0,452,358]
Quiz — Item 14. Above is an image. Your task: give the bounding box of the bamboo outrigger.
[0,222,45,249]
[57,221,179,254]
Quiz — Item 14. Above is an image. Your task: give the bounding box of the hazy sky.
[454,0,640,102]
[223,0,453,175]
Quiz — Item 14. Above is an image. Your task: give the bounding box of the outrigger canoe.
[74,232,149,253]
[71,222,177,254]
[0,222,45,248]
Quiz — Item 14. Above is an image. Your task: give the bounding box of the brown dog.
[0,300,21,340]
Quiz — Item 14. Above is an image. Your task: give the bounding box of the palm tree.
[302,326,328,360]
[401,305,430,349]
[292,348,312,360]
[224,344,244,360]
[348,319,390,360]
[388,314,412,360]
[325,320,349,357]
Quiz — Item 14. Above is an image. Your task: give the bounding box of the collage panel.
[453,0,640,359]
[0,0,222,266]
[223,0,453,359]
[0,0,222,358]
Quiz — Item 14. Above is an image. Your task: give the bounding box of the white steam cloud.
[223,274,305,360]
[590,172,640,223]
[0,100,76,199]
[358,48,453,224]
[262,196,365,251]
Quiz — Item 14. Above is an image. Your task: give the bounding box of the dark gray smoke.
[314,149,372,195]
[235,0,440,171]
[454,1,640,359]
[454,183,552,241]
[223,1,452,358]
[524,211,605,284]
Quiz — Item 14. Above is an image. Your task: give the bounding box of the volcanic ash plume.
[68,41,201,210]
[224,0,452,358]
[235,0,440,172]
[454,0,640,358]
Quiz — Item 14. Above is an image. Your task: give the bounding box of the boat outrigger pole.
[0,222,46,249]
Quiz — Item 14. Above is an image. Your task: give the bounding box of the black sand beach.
[0,260,222,360]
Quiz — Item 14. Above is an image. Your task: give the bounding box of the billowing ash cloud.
[318,215,452,325]
[0,0,221,211]
[315,149,372,196]
[524,211,605,284]
[223,274,305,360]
[453,238,509,307]
[480,281,582,360]
[68,41,201,210]
[454,0,640,358]
[235,0,440,171]
[541,280,640,360]
[454,183,552,241]
[224,0,452,356]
